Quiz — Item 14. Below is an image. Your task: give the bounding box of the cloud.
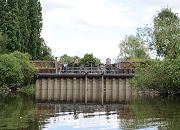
[138,0,180,8]
[40,0,180,60]
[41,0,139,29]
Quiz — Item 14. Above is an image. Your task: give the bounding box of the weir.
[35,73,138,104]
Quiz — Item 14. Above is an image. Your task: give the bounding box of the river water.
[0,94,180,130]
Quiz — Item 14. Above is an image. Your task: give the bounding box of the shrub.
[131,59,180,94]
[0,51,36,87]
[0,54,23,86]
[10,51,36,85]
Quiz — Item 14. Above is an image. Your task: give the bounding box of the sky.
[40,0,180,61]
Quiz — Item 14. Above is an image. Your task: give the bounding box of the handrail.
[59,67,134,74]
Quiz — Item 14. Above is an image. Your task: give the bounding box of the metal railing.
[59,67,134,74]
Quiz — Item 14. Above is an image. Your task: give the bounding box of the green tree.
[80,53,101,66]
[59,54,80,64]
[38,39,53,60]
[137,8,180,59]
[119,35,149,60]
[18,0,30,53]
[0,32,8,53]
[5,0,20,52]
[0,0,6,31]
[0,0,53,60]
[27,0,43,60]
[153,8,180,59]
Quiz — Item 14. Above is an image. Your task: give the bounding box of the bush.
[131,59,180,94]
[0,51,36,87]
[10,51,36,85]
[0,54,23,86]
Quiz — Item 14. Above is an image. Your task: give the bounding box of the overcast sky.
[40,0,180,61]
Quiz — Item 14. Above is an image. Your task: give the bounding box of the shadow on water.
[0,94,180,130]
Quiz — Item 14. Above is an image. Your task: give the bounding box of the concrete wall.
[35,77,135,103]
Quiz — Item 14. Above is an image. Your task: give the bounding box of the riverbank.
[0,84,34,96]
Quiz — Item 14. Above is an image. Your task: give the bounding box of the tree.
[80,53,101,66]
[27,0,42,59]
[119,35,149,60]
[0,32,8,53]
[137,8,180,59]
[0,0,52,60]
[153,8,180,59]
[3,0,20,52]
[59,54,80,64]
[0,0,6,31]
[18,0,30,53]
[38,39,53,60]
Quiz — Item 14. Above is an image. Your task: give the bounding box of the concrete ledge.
[36,73,134,79]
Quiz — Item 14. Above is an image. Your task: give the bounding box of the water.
[0,94,180,130]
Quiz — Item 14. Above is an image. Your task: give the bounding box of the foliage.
[27,0,42,59]
[59,54,80,64]
[0,52,36,87]
[18,0,30,53]
[153,8,180,59]
[37,39,54,60]
[0,54,23,86]
[10,51,36,85]
[119,35,149,60]
[0,32,8,53]
[137,8,180,59]
[80,53,101,66]
[131,59,180,94]
[19,84,34,95]
[0,0,52,60]
[132,8,180,93]
[136,25,154,51]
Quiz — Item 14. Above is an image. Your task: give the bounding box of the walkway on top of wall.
[36,73,134,79]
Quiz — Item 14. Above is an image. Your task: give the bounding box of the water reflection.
[0,94,40,130]
[37,97,180,130]
[0,94,180,130]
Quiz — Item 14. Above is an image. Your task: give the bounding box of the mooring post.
[85,73,88,104]
[101,73,104,105]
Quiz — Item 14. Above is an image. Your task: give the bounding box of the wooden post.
[79,78,83,102]
[35,79,42,100]
[41,79,48,101]
[101,74,104,105]
[54,78,60,100]
[73,77,77,103]
[85,74,88,104]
